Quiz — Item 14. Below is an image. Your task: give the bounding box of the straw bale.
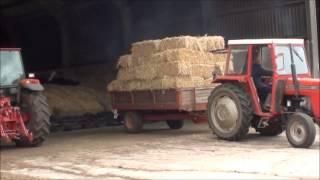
[131,39,161,58]
[198,36,225,52]
[116,68,135,81]
[191,65,216,79]
[44,85,104,117]
[133,49,226,66]
[116,55,132,69]
[133,63,158,80]
[139,76,204,90]
[159,36,200,52]
[214,61,227,75]
[159,36,224,52]
[108,76,210,91]
[107,80,120,91]
[116,52,227,81]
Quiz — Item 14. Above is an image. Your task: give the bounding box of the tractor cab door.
[251,45,286,114]
[251,45,274,112]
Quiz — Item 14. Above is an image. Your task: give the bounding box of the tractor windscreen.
[0,51,25,86]
[275,45,309,75]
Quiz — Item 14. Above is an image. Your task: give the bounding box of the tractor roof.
[228,39,304,45]
[0,48,21,51]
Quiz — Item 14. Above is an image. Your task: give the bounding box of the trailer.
[110,87,214,132]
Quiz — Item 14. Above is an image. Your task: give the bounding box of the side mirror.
[28,73,35,78]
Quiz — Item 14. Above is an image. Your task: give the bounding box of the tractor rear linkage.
[0,96,33,143]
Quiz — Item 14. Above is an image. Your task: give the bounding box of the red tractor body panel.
[285,78,320,119]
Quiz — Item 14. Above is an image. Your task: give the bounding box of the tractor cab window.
[227,45,248,75]
[275,45,309,75]
[0,51,25,86]
[261,46,272,70]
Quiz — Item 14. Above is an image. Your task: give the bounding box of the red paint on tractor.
[0,96,33,143]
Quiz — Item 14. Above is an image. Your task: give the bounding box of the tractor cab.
[0,49,25,88]
[218,39,312,115]
[208,39,320,148]
[0,49,26,104]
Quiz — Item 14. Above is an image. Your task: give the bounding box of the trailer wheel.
[15,91,51,147]
[166,120,184,130]
[124,111,143,133]
[286,113,316,148]
[208,83,253,141]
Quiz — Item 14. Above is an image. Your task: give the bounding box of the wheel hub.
[125,115,134,129]
[290,121,306,143]
[211,96,239,133]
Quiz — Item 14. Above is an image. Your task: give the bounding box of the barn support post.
[200,0,214,35]
[305,0,319,78]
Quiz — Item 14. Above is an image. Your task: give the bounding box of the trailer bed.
[110,87,215,112]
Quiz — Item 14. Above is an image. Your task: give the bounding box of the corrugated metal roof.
[228,39,304,45]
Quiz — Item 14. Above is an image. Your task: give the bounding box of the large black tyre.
[255,118,284,136]
[166,120,184,130]
[15,91,51,147]
[208,83,253,141]
[286,113,316,148]
[123,111,143,133]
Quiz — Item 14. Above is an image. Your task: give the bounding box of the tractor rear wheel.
[15,91,51,147]
[123,111,143,133]
[286,113,316,148]
[208,83,253,141]
[166,120,184,129]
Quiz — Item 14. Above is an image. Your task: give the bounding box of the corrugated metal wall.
[206,0,308,40]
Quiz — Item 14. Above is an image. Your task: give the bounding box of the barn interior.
[0,0,319,121]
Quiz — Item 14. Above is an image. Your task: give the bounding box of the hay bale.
[131,39,161,58]
[191,64,216,79]
[198,36,225,52]
[133,49,226,66]
[133,63,158,80]
[44,85,105,117]
[158,36,224,52]
[116,68,135,81]
[116,55,132,69]
[214,61,227,75]
[108,76,210,91]
[148,76,205,89]
[109,35,227,92]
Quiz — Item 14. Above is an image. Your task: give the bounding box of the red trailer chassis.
[110,87,215,127]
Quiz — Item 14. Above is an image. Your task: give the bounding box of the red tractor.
[208,39,320,148]
[0,48,51,147]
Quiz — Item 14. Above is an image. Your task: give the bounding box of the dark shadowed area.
[0,0,318,72]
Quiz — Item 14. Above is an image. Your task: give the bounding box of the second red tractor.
[208,39,320,148]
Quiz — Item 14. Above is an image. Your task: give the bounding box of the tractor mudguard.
[22,83,44,91]
[20,79,44,91]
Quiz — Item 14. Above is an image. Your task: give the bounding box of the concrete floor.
[1,121,319,180]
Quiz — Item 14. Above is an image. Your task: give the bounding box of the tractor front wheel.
[208,83,253,141]
[15,91,51,147]
[286,113,316,148]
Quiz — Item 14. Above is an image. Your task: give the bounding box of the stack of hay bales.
[44,84,105,117]
[108,36,227,91]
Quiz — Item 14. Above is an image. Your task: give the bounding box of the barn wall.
[0,0,317,72]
